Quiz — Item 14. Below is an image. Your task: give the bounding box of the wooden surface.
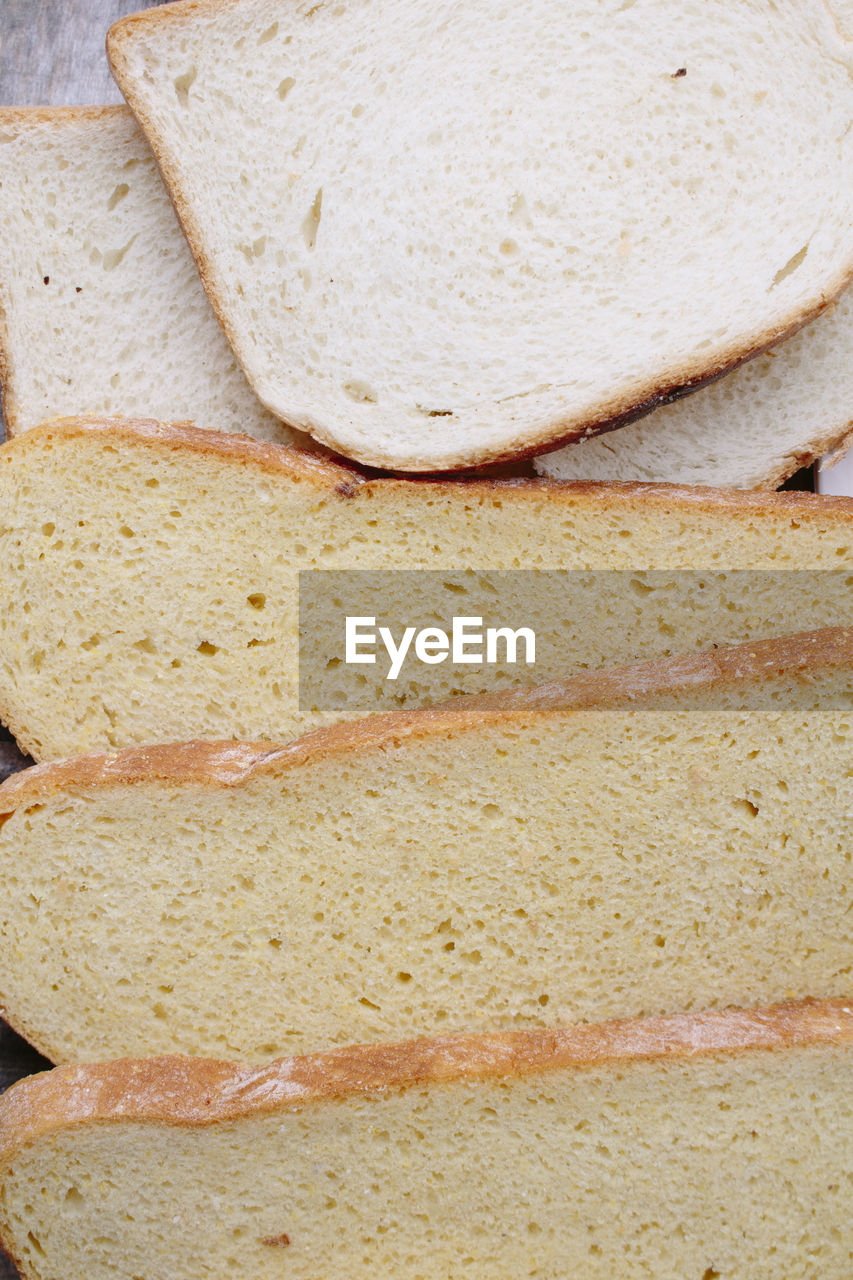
[0,7,163,1277]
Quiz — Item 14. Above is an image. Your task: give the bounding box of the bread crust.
[537,287,853,491]
[0,999,850,1172]
[9,413,853,512]
[0,624,850,812]
[107,2,853,471]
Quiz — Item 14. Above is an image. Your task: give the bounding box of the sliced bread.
[1,628,852,1064]
[0,106,297,443]
[536,285,853,488]
[5,417,853,760]
[107,0,853,470]
[1,999,852,1278]
[832,0,853,37]
[3,104,851,483]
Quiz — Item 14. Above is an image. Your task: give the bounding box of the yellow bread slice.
[1,999,852,1278]
[0,628,852,1064]
[0,106,297,445]
[4,418,853,760]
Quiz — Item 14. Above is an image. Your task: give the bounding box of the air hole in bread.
[771,243,810,290]
[173,67,197,108]
[102,236,138,272]
[343,379,377,403]
[107,183,130,211]
[301,188,323,249]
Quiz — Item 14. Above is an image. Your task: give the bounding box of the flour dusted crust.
[1,999,851,1167]
[107,1,853,470]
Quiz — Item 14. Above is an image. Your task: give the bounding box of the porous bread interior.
[536,286,853,488]
[2,1045,851,1279]
[831,0,853,38]
[107,0,853,468]
[0,108,296,443]
[2,692,852,1063]
[5,423,853,759]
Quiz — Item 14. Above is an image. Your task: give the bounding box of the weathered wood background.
[0,6,162,1276]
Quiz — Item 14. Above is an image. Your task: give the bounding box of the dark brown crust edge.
[1,624,852,809]
[106,2,853,472]
[0,1000,851,1170]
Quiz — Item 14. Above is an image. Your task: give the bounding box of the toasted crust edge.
[1,625,851,812]
[0,1000,851,1170]
[107,3,853,471]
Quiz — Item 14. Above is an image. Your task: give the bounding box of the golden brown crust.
[1,626,851,812]
[1,999,851,1169]
[0,414,361,487]
[9,413,853,513]
[107,3,853,471]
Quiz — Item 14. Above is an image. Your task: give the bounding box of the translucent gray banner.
[298,570,853,714]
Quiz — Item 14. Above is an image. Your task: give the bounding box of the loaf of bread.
[5,417,853,761]
[0,106,297,443]
[0,627,851,1064]
[535,286,853,488]
[106,0,853,470]
[1,998,851,1279]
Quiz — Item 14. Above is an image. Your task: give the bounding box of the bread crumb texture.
[536,289,853,488]
[3,420,853,759]
[0,107,296,443]
[107,0,853,467]
[0,1012,852,1277]
[0,627,852,1062]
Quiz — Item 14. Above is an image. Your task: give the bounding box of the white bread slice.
[2,110,849,487]
[5,417,853,761]
[0,628,852,1064]
[1,1000,852,1279]
[107,0,853,471]
[536,285,853,489]
[832,0,853,36]
[0,106,298,443]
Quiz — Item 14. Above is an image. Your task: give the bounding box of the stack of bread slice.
[1,1,852,1277]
